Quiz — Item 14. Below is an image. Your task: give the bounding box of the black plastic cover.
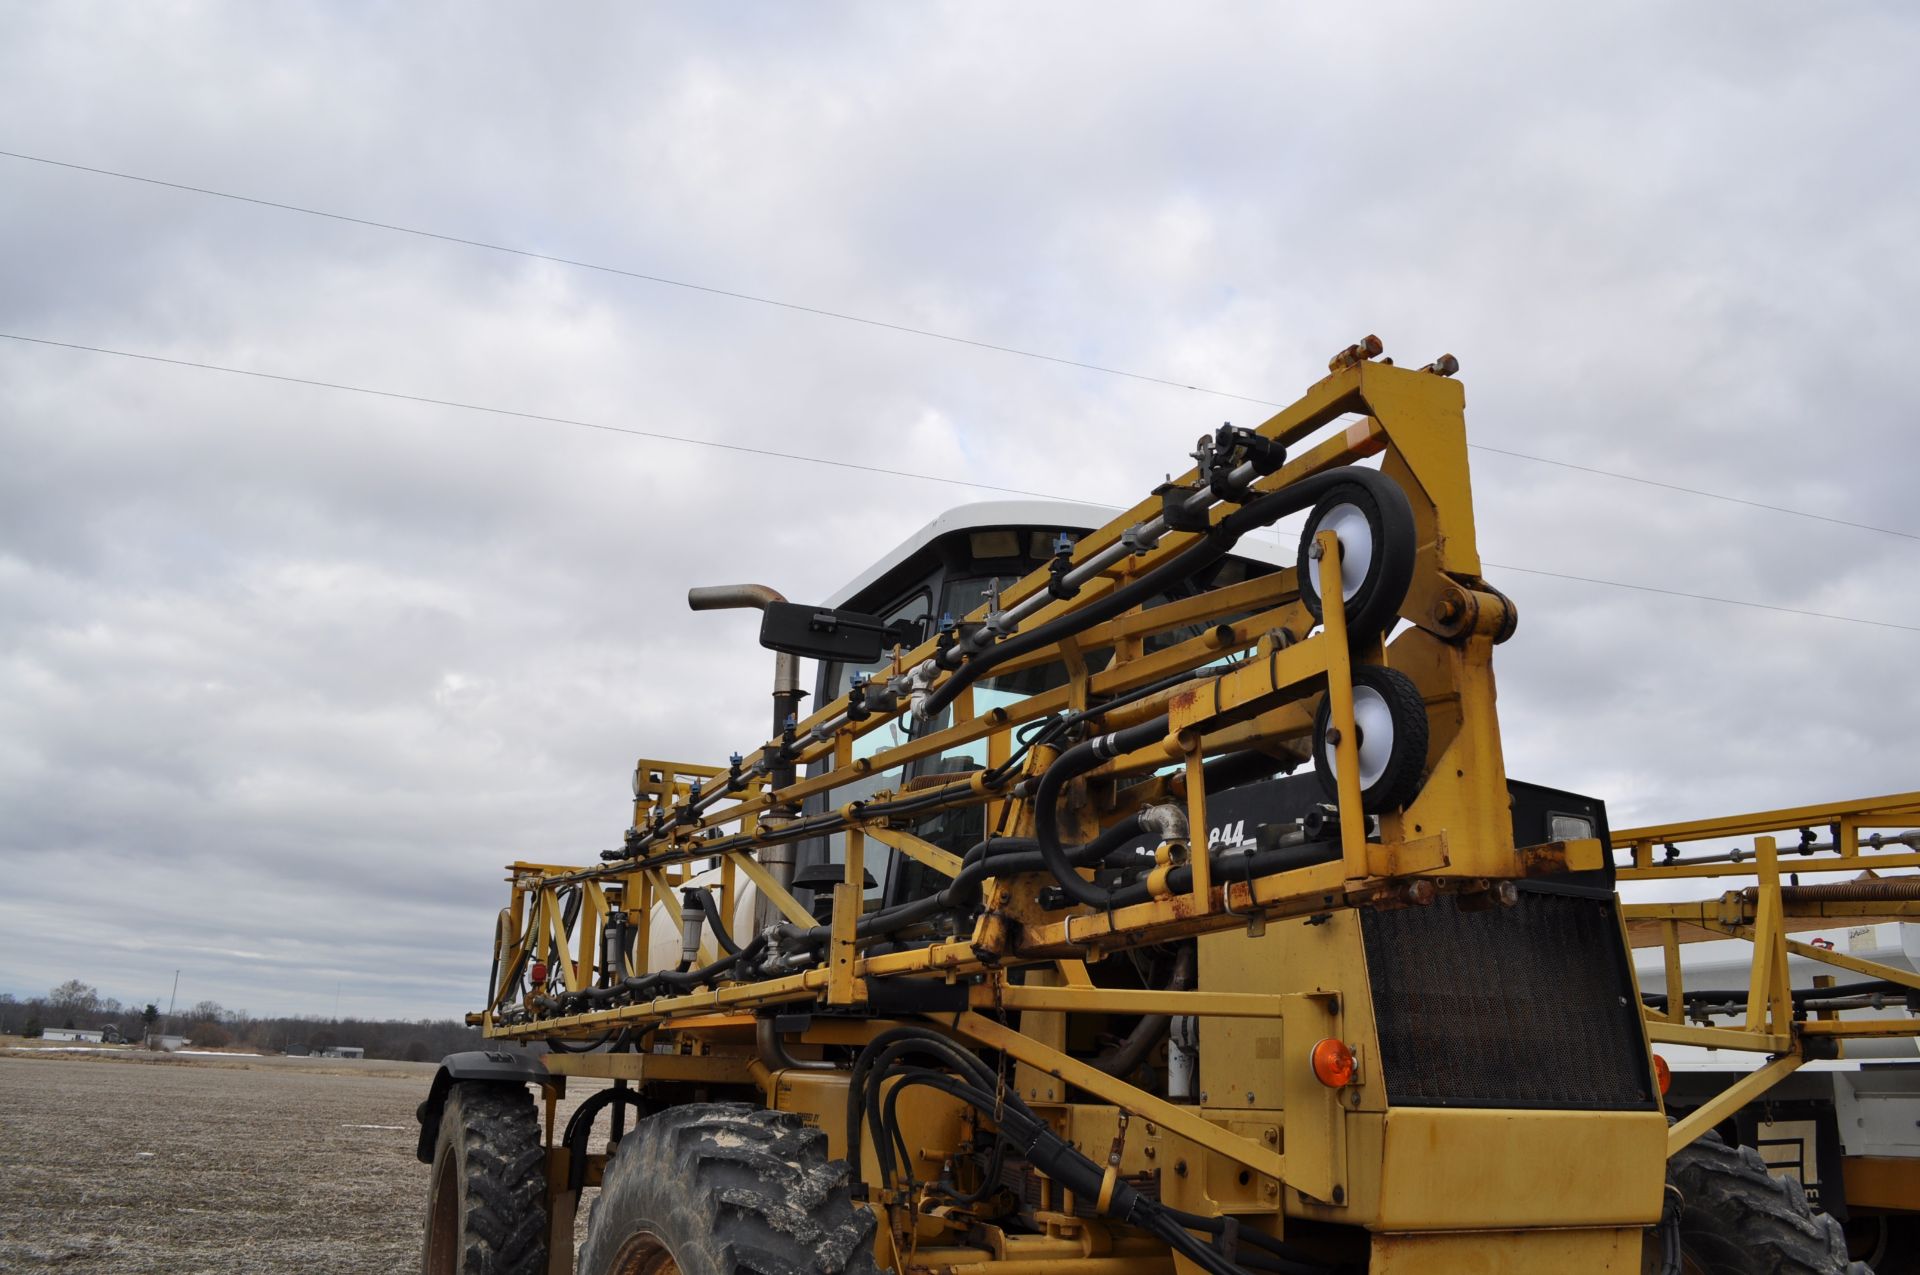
[759,601,893,663]
[415,1049,551,1163]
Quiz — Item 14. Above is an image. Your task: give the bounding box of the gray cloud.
[2,1,1917,1018]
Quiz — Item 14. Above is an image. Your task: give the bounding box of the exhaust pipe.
[688,584,806,928]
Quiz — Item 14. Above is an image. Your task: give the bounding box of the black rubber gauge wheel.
[1312,664,1429,813]
[1663,1130,1870,1274]
[1296,473,1417,641]
[421,1081,549,1275]
[578,1103,878,1275]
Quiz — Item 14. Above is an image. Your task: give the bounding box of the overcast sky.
[2,3,1917,1020]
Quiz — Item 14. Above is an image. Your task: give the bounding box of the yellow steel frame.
[466,350,1688,1267]
[1617,792,1920,1155]
[483,355,1524,1046]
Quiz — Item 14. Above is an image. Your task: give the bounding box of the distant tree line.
[0,980,484,1061]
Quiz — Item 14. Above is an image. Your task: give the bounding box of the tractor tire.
[577,1103,878,1275]
[421,1081,549,1275]
[1666,1130,1871,1275]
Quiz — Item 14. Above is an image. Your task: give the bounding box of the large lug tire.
[578,1103,878,1275]
[421,1081,549,1275]
[1665,1130,1871,1275]
[1312,663,1429,813]
[1296,474,1417,642]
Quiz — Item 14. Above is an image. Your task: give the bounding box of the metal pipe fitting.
[756,1016,838,1072]
[687,584,802,696]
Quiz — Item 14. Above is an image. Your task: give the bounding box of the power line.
[0,149,1262,406]
[1484,562,1920,634]
[4,329,1912,637]
[0,332,1096,505]
[7,147,1913,545]
[1470,445,1920,543]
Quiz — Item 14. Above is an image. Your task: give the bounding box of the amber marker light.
[1652,1052,1672,1096]
[1311,1038,1356,1087]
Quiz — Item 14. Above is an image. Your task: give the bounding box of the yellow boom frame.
[471,348,1691,1273]
[1617,793,1920,1155]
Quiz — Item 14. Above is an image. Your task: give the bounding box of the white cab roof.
[829,499,1293,607]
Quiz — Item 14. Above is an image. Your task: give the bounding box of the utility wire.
[0,331,1095,505]
[6,146,1914,545]
[1470,445,1920,544]
[1481,563,1920,635]
[0,148,1247,404]
[4,329,1913,637]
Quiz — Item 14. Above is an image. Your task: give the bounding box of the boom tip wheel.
[1297,472,1417,641]
[1312,664,1429,813]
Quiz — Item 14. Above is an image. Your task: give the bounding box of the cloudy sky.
[3,3,1917,1020]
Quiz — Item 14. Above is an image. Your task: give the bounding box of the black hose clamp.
[1207,424,1286,503]
[1046,533,1081,600]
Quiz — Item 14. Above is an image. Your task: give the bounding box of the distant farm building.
[148,1034,189,1051]
[41,1027,104,1044]
[319,1046,365,1059]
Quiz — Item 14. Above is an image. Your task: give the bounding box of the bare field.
[0,1049,609,1273]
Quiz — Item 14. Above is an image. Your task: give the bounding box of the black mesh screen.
[1361,888,1657,1110]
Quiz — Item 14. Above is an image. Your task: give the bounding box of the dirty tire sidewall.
[1667,1129,1870,1275]
[422,1081,549,1275]
[579,1103,878,1275]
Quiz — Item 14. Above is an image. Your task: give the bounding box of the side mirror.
[758,602,895,663]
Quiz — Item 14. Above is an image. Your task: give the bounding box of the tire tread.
[580,1104,877,1275]
[1668,1130,1870,1275]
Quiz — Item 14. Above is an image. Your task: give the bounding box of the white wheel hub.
[1322,684,1395,790]
[1314,503,1373,603]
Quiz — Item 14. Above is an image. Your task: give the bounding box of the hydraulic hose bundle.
[535,460,1423,1023]
[847,1026,1339,1275]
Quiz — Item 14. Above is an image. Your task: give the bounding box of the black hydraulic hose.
[939,1125,1011,1205]
[1034,717,1172,908]
[850,1028,1334,1275]
[562,1085,647,1189]
[1201,748,1295,792]
[918,469,1353,724]
[1643,979,1909,1011]
[887,1069,1330,1275]
[1057,665,1221,736]
[857,779,979,822]
[1092,944,1195,1078]
[685,887,742,955]
[846,1027,998,1177]
[567,933,771,1009]
[778,816,1156,951]
[1099,841,1339,910]
[862,1039,996,1190]
[1158,1206,1339,1275]
[486,909,535,1013]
